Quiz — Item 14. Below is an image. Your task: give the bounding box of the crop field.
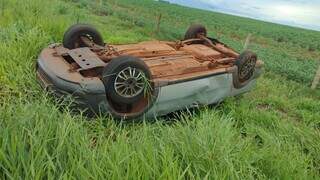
[0,0,320,179]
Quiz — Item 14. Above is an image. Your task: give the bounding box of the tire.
[235,51,257,83]
[102,56,153,105]
[184,24,207,40]
[63,24,104,49]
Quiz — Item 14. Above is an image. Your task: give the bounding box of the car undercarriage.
[36,24,263,120]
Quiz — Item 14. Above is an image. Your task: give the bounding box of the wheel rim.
[196,31,206,38]
[74,34,94,48]
[239,57,256,80]
[114,67,145,98]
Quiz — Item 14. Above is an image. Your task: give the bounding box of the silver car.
[36,24,263,120]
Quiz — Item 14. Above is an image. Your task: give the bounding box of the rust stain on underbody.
[42,38,240,84]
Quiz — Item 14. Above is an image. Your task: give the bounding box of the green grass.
[0,0,320,179]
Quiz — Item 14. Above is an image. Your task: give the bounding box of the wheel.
[235,51,257,83]
[102,56,153,105]
[63,24,104,49]
[184,24,207,40]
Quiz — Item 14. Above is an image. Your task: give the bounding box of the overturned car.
[36,24,263,120]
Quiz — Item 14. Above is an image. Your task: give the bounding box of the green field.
[1,0,320,179]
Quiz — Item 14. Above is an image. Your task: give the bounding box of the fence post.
[0,1,4,16]
[311,64,320,90]
[156,13,162,33]
[243,33,252,50]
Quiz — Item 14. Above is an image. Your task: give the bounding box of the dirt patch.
[256,103,271,111]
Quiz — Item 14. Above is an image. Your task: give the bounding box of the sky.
[165,0,320,31]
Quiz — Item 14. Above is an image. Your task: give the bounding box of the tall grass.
[0,0,320,179]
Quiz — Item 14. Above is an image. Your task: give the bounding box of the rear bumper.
[36,57,108,115]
